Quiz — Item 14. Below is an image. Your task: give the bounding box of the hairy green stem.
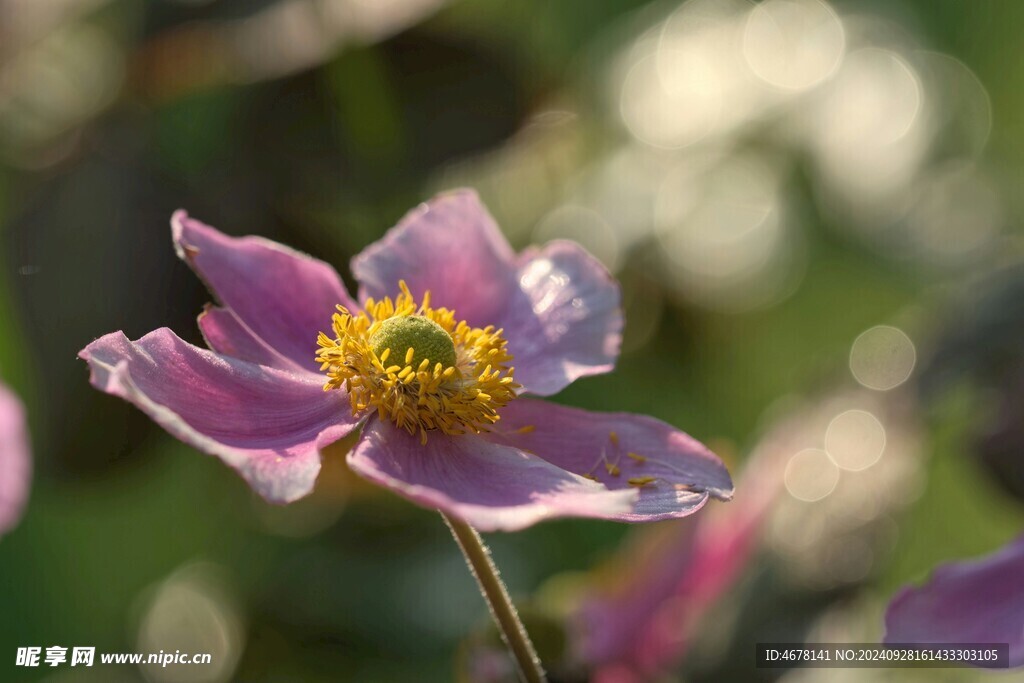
[441,513,547,683]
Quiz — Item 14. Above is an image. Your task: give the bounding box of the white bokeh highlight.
[849,325,916,391]
[743,0,846,91]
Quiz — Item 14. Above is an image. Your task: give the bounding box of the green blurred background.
[2,0,1024,681]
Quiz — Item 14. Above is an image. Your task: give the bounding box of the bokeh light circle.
[785,448,840,502]
[825,409,886,471]
[849,325,916,391]
[743,0,846,91]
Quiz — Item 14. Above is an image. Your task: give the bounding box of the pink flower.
[884,535,1024,667]
[573,430,784,680]
[0,380,31,538]
[79,190,732,531]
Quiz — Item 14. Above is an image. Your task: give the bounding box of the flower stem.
[441,512,547,683]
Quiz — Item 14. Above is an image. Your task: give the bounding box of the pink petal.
[577,437,785,675]
[79,328,359,503]
[172,211,356,371]
[350,190,622,396]
[351,190,519,328]
[198,305,302,371]
[0,383,31,538]
[885,535,1024,667]
[346,418,638,532]
[492,399,733,522]
[579,522,701,672]
[506,240,622,396]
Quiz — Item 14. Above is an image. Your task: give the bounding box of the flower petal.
[505,240,622,395]
[351,189,519,328]
[172,211,356,371]
[198,305,305,372]
[884,535,1024,667]
[346,418,638,532]
[577,435,786,675]
[491,399,733,521]
[0,383,31,538]
[351,190,623,395]
[79,328,359,503]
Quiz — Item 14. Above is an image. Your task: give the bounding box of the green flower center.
[369,315,457,370]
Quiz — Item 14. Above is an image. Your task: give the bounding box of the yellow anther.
[516,425,535,434]
[582,473,599,482]
[628,476,657,487]
[316,284,520,440]
[626,452,647,464]
[604,462,621,477]
[609,431,620,446]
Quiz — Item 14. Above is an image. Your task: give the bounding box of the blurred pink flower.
[79,190,732,531]
[884,535,1024,667]
[0,380,31,537]
[574,430,786,680]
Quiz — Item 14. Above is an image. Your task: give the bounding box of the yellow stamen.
[628,476,657,487]
[626,452,647,464]
[604,462,621,477]
[609,431,620,446]
[316,280,519,440]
